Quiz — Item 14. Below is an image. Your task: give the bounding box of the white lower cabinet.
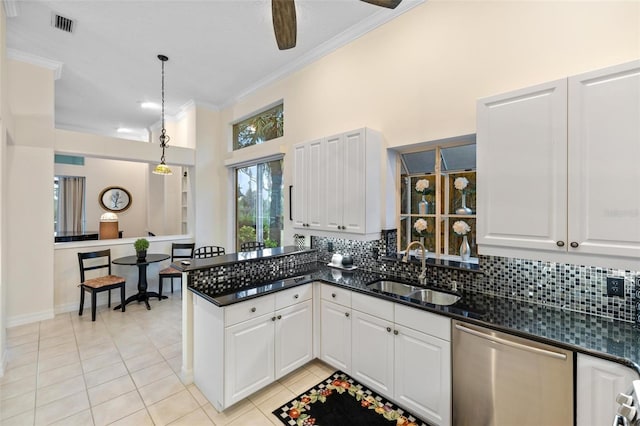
[319,299,352,373]
[576,353,639,426]
[194,284,313,411]
[324,289,452,426]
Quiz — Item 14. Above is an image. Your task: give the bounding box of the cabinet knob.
[251,307,256,313]
[332,293,336,298]
[294,294,299,299]
[386,327,392,333]
[570,242,579,248]
[345,312,350,318]
[277,315,282,320]
[556,241,565,247]
[271,316,276,321]
[393,330,399,335]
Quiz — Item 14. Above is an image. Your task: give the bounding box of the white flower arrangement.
[413,218,428,235]
[454,177,469,191]
[452,220,471,236]
[415,179,430,194]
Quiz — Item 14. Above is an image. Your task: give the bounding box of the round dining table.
[112,253,170,310]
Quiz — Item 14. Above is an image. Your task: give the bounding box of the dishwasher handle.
[454,323,568,360]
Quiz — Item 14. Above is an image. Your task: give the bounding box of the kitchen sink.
[367,280,461,306]
[367,280,420,296]
[406,289,460,306]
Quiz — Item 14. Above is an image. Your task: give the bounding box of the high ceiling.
[5,0,421,141]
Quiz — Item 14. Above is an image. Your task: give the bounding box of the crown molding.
[7,48,64,80]
[3,0,19,18]
[222,0,425,108]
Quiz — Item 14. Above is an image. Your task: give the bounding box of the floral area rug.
[273,371,431,426]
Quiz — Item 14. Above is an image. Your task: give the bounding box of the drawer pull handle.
[251,307,256,313]
[345,312,350,318]
[294,294,299,299]
[393,330,399,335]
[332,293,336,298]
[386,327,392,333]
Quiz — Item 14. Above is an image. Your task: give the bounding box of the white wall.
[0,4,8,376]
[204,0,640,247]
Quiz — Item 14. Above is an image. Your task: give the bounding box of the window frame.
[231,101,284,151]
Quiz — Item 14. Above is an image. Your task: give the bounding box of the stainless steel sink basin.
[367,280,420,296]
[367,280,461,306]
[406,289,460,306]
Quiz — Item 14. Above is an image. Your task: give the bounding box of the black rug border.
[272,370,431,426]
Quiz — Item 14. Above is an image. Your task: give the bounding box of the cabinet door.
[306,139,325,229]
[292,142,307,228]
[568,60,640,257]
[351,310,394,398]
[395,325,451,426]
[224,314,275,406]
[576,353,639,426]
[341,129,366,233]
[324,133,345,231]
[477,79,568,252]
[275,300,313,379]
[320,300,351,373]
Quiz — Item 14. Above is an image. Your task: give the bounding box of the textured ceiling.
[6,0,420,140]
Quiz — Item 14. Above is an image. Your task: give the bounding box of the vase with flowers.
[452,220,471,261]
[415,178,431,215]
[413,218,429,255]
[454,177,473,215]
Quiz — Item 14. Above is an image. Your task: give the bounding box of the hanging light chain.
[159,54,170,150]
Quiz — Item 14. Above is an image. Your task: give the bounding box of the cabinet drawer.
[225,294,275,327]
[275,284,312,310]
[395,304,450,341]
[321,284,351,307]
[351,292,393,322]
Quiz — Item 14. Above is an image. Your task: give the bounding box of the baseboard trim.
[7,309,54,328]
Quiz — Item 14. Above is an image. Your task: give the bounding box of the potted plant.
[134,238,149,260]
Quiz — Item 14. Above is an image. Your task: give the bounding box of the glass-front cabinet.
[399,141,477,262]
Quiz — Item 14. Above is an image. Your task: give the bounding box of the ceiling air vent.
[51,13,75,33]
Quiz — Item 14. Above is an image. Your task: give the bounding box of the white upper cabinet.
[568,61,640,258]
[293,128,382,237]
[478,60,640,265]
[477,79,568,252]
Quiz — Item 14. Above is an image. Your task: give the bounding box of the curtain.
[57,176,85,233]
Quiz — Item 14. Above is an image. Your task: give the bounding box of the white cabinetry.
[194,284,313,411]
[477,60,640,266]
[322,287,451,426]
[319,285,352,373]
[293,128,382,237]
[576,353,639,426]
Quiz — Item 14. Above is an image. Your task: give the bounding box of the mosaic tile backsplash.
[311,231,640,324]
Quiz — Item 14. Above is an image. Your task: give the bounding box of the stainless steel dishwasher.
[452,321,574,426]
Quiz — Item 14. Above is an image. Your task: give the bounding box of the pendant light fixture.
[152,54,172,175]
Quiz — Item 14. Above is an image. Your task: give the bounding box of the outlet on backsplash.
[606,276,625,297]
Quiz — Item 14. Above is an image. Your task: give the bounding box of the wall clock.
[99,186,132,212]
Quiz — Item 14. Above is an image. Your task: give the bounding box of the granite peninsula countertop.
[188,262,640,374]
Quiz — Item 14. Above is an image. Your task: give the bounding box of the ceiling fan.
[272,0,402,50]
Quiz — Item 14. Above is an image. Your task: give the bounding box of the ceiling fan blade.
[272,0,297,50]
[360,0,402,9]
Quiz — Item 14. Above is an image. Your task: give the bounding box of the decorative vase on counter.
[418,195,429,215]
[459,236,471,262]
[455,192,473,215]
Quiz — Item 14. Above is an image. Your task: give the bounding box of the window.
[232,103,284,150]
[235,158,284,249]
[54,175,86,234]
[399,140,477,261]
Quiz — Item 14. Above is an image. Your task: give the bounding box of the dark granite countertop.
[173,246,313,271]
[188,262,640,374]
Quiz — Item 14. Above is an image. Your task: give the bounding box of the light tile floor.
[1,293,336,425]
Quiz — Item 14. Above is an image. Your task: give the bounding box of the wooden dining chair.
[159,243,195,295]
[194,245,225,258]
[77,249,126,321]
[240,241,265,252]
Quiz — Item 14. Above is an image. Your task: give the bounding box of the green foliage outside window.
[233,104,284,150]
